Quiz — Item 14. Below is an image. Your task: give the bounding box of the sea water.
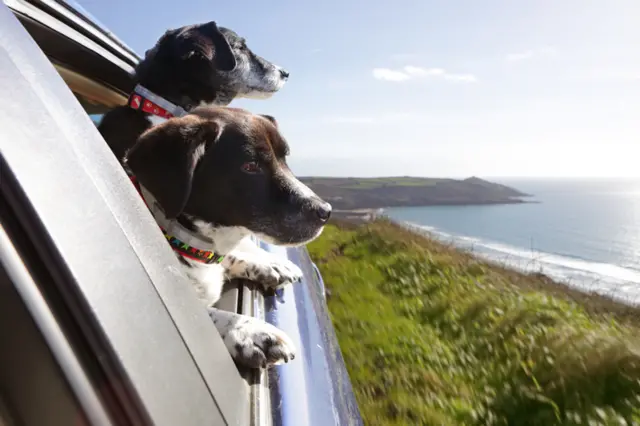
[384,178,640,305]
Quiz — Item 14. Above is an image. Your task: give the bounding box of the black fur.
[125,107,331,246]
[98,21,288,161]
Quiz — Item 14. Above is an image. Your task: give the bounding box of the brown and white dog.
[124,106,332,368]
[99,21,289,161]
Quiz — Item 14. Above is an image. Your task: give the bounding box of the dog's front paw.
[230,319,296,368]
[210,309,296,368]
[224,253,303,290]
[259,258,303,290]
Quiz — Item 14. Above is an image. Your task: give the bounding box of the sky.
[74,0,640,178]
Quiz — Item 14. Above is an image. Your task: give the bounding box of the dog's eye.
[241,162,261,174]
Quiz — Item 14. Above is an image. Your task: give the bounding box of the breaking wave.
[402,221,640,306]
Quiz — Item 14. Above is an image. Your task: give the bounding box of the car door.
[0,3,248,425]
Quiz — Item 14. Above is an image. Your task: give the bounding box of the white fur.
[230,60,287,100]
[172,220,302,368]
[188,219,251,255]
[185,263,226,304]
[239,71,287,100]
[192,144,206,166]
[177,222,248,306]
[207,307,295,368]
[223,246,303,289]
[284,169,321,199]
[178,228,303,307]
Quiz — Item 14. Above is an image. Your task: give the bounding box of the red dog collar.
[127,84,188,119]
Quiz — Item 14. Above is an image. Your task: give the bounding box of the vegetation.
[299,176,530,210]
[307,218,640,425]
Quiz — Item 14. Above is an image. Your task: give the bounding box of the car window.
[66,84,244,313]
[70,91,108,125]
[51,64,128,127]
[1,3,253,424]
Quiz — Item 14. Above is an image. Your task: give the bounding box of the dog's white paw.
[224,253,303,290]
[209,308,296,368]
[258,258,303,290]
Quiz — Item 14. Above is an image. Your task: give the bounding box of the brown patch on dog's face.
[125,107,331,245]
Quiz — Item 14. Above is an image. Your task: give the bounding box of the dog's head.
[124,107,331,246]
[136,21,288,106]
[217,27,289,100]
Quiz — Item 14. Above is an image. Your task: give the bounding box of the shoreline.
[330,199,538,217]
[331,198,537,223]
[390,218,640,316]
[308,219,640,423]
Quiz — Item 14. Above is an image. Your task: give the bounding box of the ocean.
[384,178,640,305]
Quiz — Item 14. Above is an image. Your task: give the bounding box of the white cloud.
[372,65,477,83]
[506,46,557,63]
[372,68,411,81]
[404,66,445,77]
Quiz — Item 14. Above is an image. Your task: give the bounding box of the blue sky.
[76,0,639,178]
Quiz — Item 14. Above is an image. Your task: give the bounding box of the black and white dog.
[125,106,332,368]
[99,20,289,161]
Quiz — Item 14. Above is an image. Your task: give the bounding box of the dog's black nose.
[279,69,290,79]
[315,202,332,222]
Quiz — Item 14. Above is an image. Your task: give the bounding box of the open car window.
[54,61,246,315]
[0,3,251,424]
[1,1,364,425]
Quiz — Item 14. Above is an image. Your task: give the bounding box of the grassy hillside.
[307,219,640,425]
[299,176,531,210]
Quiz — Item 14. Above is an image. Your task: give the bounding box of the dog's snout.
[279,68,290,80]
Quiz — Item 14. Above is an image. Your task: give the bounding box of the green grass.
[307,218,640,426]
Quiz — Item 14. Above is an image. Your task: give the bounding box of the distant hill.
[299,176,531,210]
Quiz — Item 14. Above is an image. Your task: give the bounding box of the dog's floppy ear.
[204,21,236,72]
[179,21,236,72]
[125,115,221,219]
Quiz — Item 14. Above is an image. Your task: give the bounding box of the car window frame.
[0,3,250,424]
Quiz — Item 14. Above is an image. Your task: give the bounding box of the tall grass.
[307,219,640,425]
